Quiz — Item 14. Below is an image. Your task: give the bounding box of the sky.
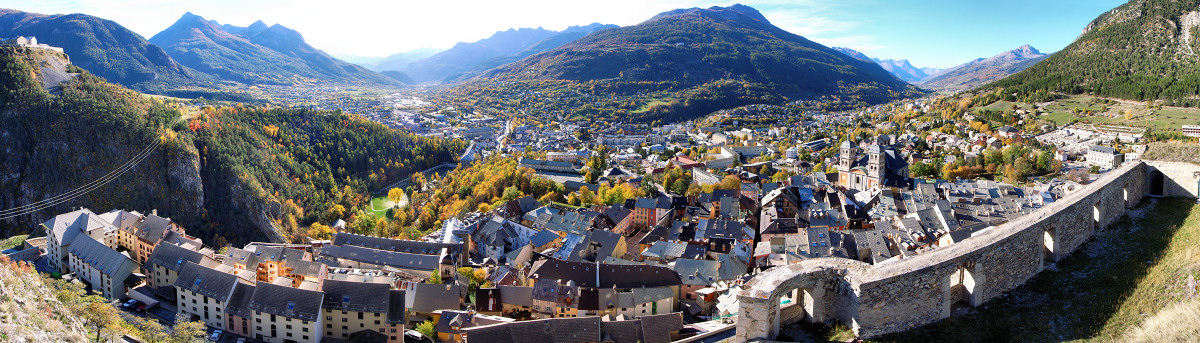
[1,0,1128,68]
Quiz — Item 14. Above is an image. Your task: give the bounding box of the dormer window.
[287,302,296,311]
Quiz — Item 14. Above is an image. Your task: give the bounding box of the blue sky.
[1,0,1127,68]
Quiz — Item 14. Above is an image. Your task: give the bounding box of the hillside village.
[4,0,1200,341]
[1,100,1150,342]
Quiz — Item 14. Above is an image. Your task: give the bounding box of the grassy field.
[791,198,1199,343]
[364,193,406,221]
[632,98,675,114]
[1026,95,1200,131]
[0,234,27,250]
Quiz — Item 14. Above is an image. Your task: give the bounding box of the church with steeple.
[837,137,911,191]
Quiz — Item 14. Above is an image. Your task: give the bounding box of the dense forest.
[0,47,463,246]
[988,0,1200,106]
[187,105,464,245]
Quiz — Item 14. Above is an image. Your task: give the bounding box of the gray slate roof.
[318,244,441,271]
[67,234,135,276]
[173,261,238,303]
[248,281,324,321]
[147,242,213,272]
[333,232,461,255]
[321,279,391,313]
[410,282,461,313]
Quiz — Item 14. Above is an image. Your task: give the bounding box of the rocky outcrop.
[0,261,89,342]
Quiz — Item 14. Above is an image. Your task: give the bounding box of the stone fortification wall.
[737,161,1150,340]
[1145,160,1200,199]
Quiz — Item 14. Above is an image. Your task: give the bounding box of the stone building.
[320,279,407,342]
[249,281,325,343]
[174,261,239,330]
[1087,145,1124,170]
[67,234,138,300]
[836,138,910,191]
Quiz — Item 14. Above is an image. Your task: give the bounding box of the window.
[326,324,332,329]
[302,327,308,332]
[374,320,380,325]
[286,325,292,330]
[326,316,332,321]
[341,318,347,322]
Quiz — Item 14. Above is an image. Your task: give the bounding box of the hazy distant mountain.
[380,70,414,84]
[832,47,944,83]
[990,0,1200,105]
[445,23,618,82]
[399,24,616,84]
[472,4,920,121]
[368,48,443,72]
[832,47,873,63]
[921,44,1048,92]
[0,8,198,91]
[150,12,398,87]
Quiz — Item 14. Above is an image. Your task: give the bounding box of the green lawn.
[0,234,27,250]
[364,194,405,221]
[632,98,675,114]
[792,198,1200,342]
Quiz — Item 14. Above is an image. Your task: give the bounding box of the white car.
[207,330,222,341]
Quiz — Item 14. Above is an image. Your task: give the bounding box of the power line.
[0,140,158,216]
[0,140,160,220]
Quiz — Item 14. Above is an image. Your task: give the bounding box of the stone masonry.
[736,160,1200,340]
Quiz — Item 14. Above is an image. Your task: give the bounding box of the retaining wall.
[737,161,1157,340]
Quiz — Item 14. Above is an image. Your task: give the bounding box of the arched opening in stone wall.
[1123,184,1130,209]
[1093,203,1102,230]
[1150,170,1165,196]
[1043,225,1056,264]
[947,263,980,315]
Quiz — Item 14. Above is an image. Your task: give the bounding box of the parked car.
[235,339,246,343]
[134,304,151,313]
[404,330,432,342]
[208,330,222,341]
[122,299,140,308]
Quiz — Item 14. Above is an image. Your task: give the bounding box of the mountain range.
[149,12,398,87]
[989,0,1200,106]
[832,47,944,83]
[922,44,1049,92]
[378,23,618,84]
[0,8,200,92]
[471,4,919,117]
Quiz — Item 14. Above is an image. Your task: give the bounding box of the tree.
[429,269,442,284]
[411,172,427,191]
[415,320,437,341]
[584,168,597,184]
[1036,151,1055,173]
[502,186,523,202]
[172,320,207,343]
[81,302,121,342]
[307,222,334,240]
[387,187,405,206]
[325,204,346,223]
